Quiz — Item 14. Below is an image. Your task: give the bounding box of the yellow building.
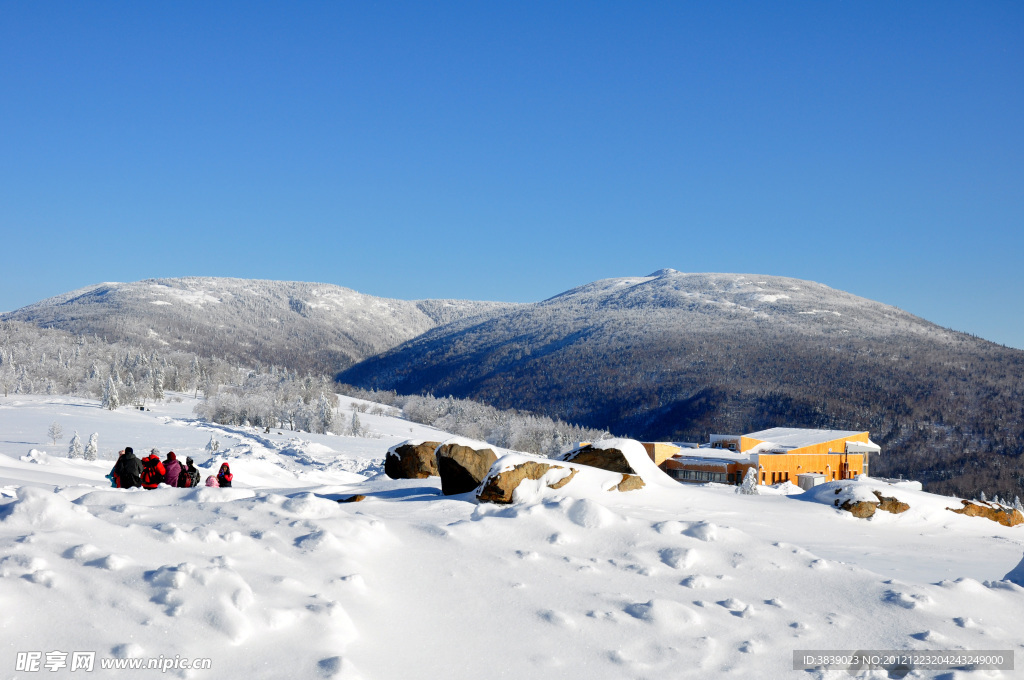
[663,427,881,486]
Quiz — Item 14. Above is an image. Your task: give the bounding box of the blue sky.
[2,2,1022,348]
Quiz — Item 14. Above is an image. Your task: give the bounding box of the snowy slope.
[2,394,1024,679]
[0,277,515,374]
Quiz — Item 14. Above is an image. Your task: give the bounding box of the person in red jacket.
[140,454,166,489]
[217,462,233,488]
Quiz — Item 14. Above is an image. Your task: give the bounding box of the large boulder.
[477,461,579,504]
[384,440,441,479]
[947,500,1024,527]
[436,440,499,495]
[836,489,910,519]
[477,457,646,504]
[557,445,636,475]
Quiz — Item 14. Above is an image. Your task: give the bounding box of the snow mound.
[800,477,980,523]
[584,438,678,488]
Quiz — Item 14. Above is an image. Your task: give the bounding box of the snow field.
[1,394,1024,678]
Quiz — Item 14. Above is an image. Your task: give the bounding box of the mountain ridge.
[5,271,1023,498]
[1,276,517,374]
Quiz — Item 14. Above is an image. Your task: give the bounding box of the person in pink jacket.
[205,475,219,487]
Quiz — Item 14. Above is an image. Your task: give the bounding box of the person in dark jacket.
[110,447,142,489]
[163,451,182,487]
[217,462,233,488]
[178,457,201,488]
[140,454,166,489]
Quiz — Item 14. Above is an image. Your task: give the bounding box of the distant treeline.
[336,384,610,457]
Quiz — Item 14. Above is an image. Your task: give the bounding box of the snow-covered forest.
[0,320,607,458]
[0,320,235,402]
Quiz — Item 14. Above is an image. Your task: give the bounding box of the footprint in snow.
[680,575,709,589]
[683,521,718,542]
[548,532,573,545]
[660,547,697,569]
[21,570,55,587]
[62,544,100,560]
[883,590,933,609]
[717,598,754,618]
[85,554,132,571]
[538,609,575,627]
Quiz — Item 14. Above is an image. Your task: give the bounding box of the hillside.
[1,278,514,375]
[340,270,1024,499]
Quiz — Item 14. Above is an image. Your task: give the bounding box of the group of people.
[109,446,234,489]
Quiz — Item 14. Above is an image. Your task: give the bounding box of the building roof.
[676,449,754,463]
[742,427,866,449]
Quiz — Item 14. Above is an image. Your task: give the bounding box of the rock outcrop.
[946,500,1023,527]
[436,442,498,495]
[837,489,910,518]
[476,459,645,504]
[384,440,441,479]
[477,462,578,504]
[558,445,636,474]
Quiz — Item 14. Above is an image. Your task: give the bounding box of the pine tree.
[85,433,99,461]
[1015,496,1023,512]
[205,435,220,453]
[738,467,760,495]
[102,376,120,410]
[68,431,83,459]
[979,491,987,503]
[349,411,362,437]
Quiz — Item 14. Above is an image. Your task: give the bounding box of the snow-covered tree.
[101,376,120,410]
[1014,496,1023,512]
[152,368,165,401]
[979,491,987,503]
[123,371,139,406]
[349,411,362,437]
[85,433,99,461]
[737,467,760,495]
[68,431,83,459]
[205,434,220,453]
[316,393,334,434]
[47,421,64,445]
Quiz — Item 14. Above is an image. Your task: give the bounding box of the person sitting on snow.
[140,452,166,489]
[179,457,201,488]
[217,462,233,488]
[163,451,182,487]
[110,447,142,489]
[205,475,219,487]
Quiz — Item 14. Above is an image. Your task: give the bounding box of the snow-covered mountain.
[1,393,1023,679]
[340,270,1024,499]
[7,271,1024,499]
[1,278,516,374]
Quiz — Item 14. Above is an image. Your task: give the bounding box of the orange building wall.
[756,452,864,484]
[642,442,683,465]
